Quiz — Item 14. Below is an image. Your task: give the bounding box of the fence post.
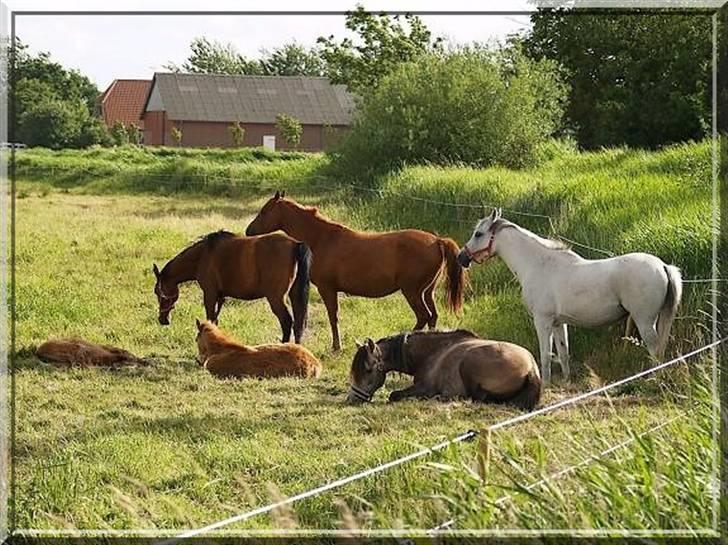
[477,427,492,482]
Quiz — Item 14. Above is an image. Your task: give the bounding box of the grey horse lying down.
[347,329,541,411]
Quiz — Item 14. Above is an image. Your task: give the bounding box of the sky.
[1,1,533,90]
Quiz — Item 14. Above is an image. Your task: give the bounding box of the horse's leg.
[388,383,432,402]
[534,315,554,386]
[320,287,341,351]
[423,282,438,329]
[214,296,225,324]
[402,288,431,330]
[553,324,570,380]
[203,290,218,323]
[267,295,293,343]
[633,316,660,359]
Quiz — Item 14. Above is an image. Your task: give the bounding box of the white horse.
[457,208,682,385]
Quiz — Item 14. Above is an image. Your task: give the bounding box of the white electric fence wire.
[430,414,684,533]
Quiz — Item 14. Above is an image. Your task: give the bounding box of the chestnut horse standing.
[246,192,466,351]
[153,230,311,343]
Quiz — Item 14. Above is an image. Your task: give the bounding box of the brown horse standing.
[246,192,467,351]
[153,230,311,343]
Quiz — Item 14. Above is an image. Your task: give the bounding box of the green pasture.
[12,142,718,533]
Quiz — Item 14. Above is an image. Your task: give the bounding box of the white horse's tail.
[657,265,682,360]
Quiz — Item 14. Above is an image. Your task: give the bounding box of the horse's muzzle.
[158,314,170,326]
[346,386,372,404]
[245,224,257,236]
[457,249,472,268]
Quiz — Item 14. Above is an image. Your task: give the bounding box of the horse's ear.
[281,190,286,198]
[195,319,202,331]
[153,263,160,278]
[365,338,376,352]
[489,208,498,220]
[274,191,281,200]
[496,207,502,219]
[354,339,363,349]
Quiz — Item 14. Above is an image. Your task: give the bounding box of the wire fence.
[14,165,721,285]
[156,338,722,542]
[429,413,685,533]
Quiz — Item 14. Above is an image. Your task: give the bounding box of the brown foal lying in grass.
[36,339,145,367]
[195,319,322,379]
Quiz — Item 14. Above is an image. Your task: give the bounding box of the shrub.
[18,98,85,149]
[126,123,142,145]
[110,121,129,146]
[335,46,567,177]
[228,122,246,147]
[171,126,183,146]
[276,113,303,149]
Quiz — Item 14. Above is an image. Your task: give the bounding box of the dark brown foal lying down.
[36,338,145,367]
[347,329,541,411]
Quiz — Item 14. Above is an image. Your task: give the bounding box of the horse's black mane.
[198,230,237,247]
[378,329,479,369]
[161,230,237,277]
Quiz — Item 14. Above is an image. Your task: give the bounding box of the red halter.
[464,232,496,264]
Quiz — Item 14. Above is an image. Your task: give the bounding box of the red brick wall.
[141,114,349,151]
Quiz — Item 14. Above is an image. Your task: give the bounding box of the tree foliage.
[228,121,246,147]
[12,39,107,148]
[335,47,566,175]
[259,42,326,76]
[165,37,261,75]
[317,6,442,91]
[276,113,303,148]
[524,10,712,149]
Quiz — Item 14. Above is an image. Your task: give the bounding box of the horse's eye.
[474,231,483,238]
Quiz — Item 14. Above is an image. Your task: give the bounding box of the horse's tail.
[437,237,468,314]
[507,367,542,412]
[656,264,682,360]
[290,242,312,343]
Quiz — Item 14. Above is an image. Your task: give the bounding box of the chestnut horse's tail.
[437,237,467,314]
[290,242,312,342]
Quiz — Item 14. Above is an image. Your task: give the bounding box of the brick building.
[99,79,152,133]
[140,72,355,151]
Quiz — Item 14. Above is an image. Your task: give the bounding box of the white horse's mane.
[493,219,571,252]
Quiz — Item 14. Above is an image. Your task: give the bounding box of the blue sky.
[3,0,532,89]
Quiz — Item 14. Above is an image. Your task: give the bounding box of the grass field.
[12,142,718,534]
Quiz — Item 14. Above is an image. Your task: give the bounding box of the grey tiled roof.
[150,72,355,125]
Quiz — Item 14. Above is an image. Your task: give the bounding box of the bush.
[110,121,129,146]
[335,46,567,177]
[18,97,92,149]
[276,113,303,148]
[228,121,246,147]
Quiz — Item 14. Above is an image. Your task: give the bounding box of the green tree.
[228,121,246,147]
[165,37,261,75]
[11,39,105,147]
[524,9,712,148]
[275,113,303,148]
[317,6,442,91]
[335,47,566,175]
[259,42,326,76]
[126,123,142,145]
[18,97,85,149]
[110,121,129,146]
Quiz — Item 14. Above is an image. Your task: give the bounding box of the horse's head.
[458,207,502,268]
[246,191,286,236]
[153,263,179,325]
[195,318,215,363]
[347,338,387,404]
